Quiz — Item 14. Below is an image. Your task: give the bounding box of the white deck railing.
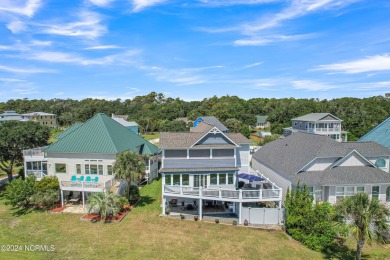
[60,178,115,190]
[23,146,48,157]
[163,185,281,201]
[26,170,47,179]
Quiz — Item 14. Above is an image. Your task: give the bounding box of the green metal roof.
[256,115,268,124]
[55,122,83,139]
[45,113,158,155]
[359,117,390,149]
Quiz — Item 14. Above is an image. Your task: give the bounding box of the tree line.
[1,92,389,140]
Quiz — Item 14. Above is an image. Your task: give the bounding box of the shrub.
[3,175,36,208]
[129,185,140,200]
[285,183,335,251]
[35,176,59,192]
[31,190,59,209]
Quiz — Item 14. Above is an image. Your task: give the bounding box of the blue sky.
[0,0,389,101]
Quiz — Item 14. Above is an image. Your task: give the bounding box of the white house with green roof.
[23,113,159,211]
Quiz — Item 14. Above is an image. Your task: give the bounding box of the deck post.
[238,202,242,224]
[61,190,64,207]
[162,197,166,215]
[199,198,203,220]
[82,191,85,212]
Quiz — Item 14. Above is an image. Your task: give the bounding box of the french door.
[194,175,207,188]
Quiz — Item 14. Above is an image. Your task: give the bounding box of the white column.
[238,202,242,224]
[162,197,166,215]
[61,190,64,207]
[161,149,165,168]
[199,199,203,220]
[82,191,85,212]
[187,149,189,159]
[210,149,212,158]
[234,148,237,167]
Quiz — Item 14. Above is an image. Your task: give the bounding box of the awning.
[238,173,264,182]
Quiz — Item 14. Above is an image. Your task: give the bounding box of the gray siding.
[164,158,235,168]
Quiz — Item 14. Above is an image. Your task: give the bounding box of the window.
[356,187,365,193]
[55,163,66,173]
[386,186,390,202]
[173,175,180,185]
[182,174,189,186]
[212,149,234,157]
[294,121,297,126]
[107,165,112,175]
[336,186,365,199]
[90,164,98,174]
[305,123,308,129]
[306,186,314,195]
[165,174,172,185]
[375,158,386,168]
[165,150,187,158]
[85,164,90,174]
[189,149,210,158]
[228,173,234,185]
[98,165,103,175]
[219,174,226,185]
[76,164,81,174]
[372,186,380,200]
[210,174,218,185]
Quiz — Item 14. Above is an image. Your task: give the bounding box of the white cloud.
[131,0,166,12]
[29,40,52,46]
[198,0,279,6]
[311,55,390,74]
[88,0,115,7]
[0,65,56,73]
[0,0,42,17]
[84,45,121,50]
[242,62,263,69]
[53,91,64,96]
[24,50,141,66]
[6,20,26,33]
[39,10,107,39]
[141,65,223,85]
[234,33,315,46]
[292,80,337,91]
[0,78,27,83]
[243,0,361,33]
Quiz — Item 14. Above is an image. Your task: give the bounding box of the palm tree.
[87,192,120,220]
[335,193,390,260]
[113,150,146,199]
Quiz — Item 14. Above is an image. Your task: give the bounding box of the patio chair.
[70,175,77,186]
[170,199,177,207]
[93,176,99,187]
[85,176,92,187]
[79,175,84,182]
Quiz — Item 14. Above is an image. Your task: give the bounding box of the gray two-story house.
[284,113,348,142]
[252,132,390,207]
[159,123,283,225]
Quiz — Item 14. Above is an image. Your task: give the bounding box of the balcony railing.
[308,128,341,132]
[26,170,47,179]
[23,146,48,157]
[163,185,281,201]
[60,178,115,191]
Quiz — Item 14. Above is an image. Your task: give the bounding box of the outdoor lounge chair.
[70,175,77,186]
[170,199,177,207]
[93,176,99,187]
[85,176,92,187]
[79,175,84,182]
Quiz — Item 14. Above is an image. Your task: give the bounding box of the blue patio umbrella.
[238,173,264,182]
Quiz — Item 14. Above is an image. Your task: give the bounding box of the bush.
[3,175,36,208]
[35,176,59,192]
[129,185,140,200]
[285,183,335,251]
[31,190,59,209]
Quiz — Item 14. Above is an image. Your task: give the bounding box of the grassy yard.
[141,133,160,141]
[0,180,388,259]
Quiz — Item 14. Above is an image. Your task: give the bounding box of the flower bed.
[80,205,133,222]
[80,198,141,222]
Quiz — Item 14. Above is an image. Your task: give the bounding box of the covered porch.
[57,173,117,212]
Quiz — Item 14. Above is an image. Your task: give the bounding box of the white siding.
[237,144,250,173]
[367,156,390,173]
[46,153,116,176]
[338,153,371,167]
[252,159,291,201]
[303,157,337,171]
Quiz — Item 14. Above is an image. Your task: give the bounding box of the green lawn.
[0,180,388,259]
[141,133,160,141]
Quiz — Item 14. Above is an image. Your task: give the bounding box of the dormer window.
[375,158,386,168]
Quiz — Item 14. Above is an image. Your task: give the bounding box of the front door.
[194,175,207,188]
